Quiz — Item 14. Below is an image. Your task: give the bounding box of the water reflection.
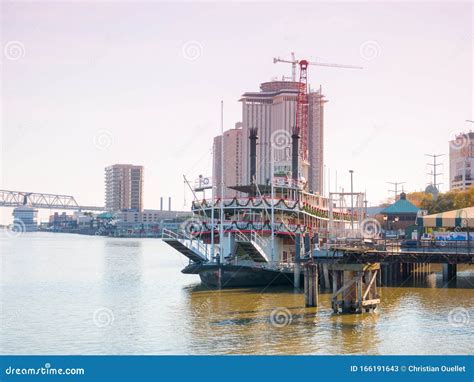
[103,239,143,285]
[99,239,146,354]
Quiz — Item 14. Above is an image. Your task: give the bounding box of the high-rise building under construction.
[212,122,244,198]
[239,81,326,194]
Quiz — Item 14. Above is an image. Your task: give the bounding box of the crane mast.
[296,60,309,161]
[273,53,362,170]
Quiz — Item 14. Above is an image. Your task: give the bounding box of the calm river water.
[1,232,473,355]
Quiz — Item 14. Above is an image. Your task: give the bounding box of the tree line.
[406,188,474,214]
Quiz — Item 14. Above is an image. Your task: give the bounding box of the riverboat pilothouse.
[163,126,363,288]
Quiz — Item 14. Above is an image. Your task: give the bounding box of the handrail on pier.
[325,237,473,256]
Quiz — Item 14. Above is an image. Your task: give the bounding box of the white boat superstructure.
[163,114,366,287]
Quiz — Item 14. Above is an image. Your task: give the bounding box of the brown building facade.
[105,164,144,211]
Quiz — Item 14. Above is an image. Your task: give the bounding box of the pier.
[303,239,474,313]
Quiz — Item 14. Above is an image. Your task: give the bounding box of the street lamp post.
[461,209,470,254]
[349,170,354,233]
[270,145,275,261]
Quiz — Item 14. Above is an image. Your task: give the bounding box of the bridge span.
[0,190,105,211]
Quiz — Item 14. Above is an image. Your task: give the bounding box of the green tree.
[407,187,474,214]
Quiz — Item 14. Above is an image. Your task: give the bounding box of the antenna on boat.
[182,175,207,217]
[183,179,187,207]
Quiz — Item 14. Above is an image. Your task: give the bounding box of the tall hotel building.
[239,81,326,194]
[449,131,474,191]
[105,164,144,211]
[213,122,244,198]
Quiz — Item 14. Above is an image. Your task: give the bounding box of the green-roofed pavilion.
[380,193,420,215]
[380,192,419,232]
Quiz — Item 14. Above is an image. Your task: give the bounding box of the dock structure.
[303,239,473,314]
[329,263,380,313]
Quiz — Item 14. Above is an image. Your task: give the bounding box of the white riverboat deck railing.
[198,220,308,235]
[192,197,354,222]
[162,228,213,261]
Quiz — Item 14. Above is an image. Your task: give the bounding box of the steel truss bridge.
[0,190,105,211]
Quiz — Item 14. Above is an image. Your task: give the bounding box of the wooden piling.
[304,262,318,307]
[329,263,380,314]
[442,263,457,282]
[342,270,355,313]
[401,263,410,280]
[381,263,388,286]
[294,235,301,288]
[323,263,330,289]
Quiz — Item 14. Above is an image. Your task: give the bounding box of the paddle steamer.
[163,129,357,287]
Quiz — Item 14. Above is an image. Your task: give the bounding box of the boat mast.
[270,144,275,261]
[219,100,225,264]
[211,171,215,260]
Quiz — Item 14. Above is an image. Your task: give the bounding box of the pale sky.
[1,1,473,223]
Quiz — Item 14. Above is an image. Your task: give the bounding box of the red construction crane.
[274,53,362,161]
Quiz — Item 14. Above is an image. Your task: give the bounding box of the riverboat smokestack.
[291,127,299,184]
[249,127,258,188]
